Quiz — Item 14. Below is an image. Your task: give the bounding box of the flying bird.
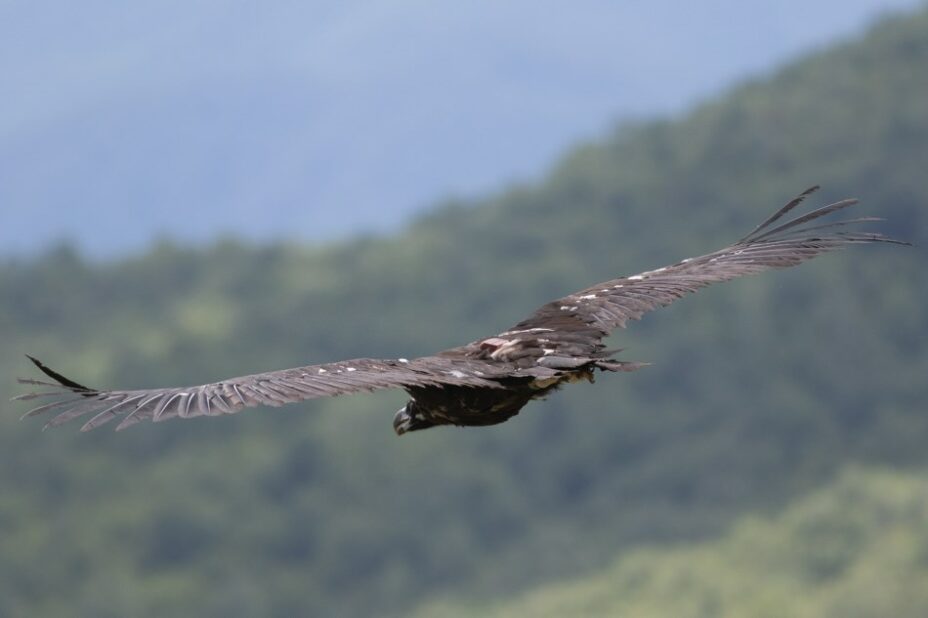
[15,187,907,435]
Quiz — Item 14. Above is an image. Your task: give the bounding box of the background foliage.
[1,8,925,617]
[420,467,928,618]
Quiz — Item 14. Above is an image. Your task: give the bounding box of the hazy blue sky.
[0,0,921,256]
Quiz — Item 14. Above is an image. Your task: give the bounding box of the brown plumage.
[14,187,907,435]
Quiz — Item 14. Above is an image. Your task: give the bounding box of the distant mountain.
[418,467,928,617]
[0,0,920,255]
[1,6,925,618]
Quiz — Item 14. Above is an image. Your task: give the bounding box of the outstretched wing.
[15,355,505,432]
[515,186,907,336]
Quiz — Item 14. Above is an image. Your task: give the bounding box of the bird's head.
[392,400,435,436]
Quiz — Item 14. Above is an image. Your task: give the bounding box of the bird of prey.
[15,187,906,435]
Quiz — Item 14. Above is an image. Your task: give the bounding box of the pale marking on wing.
[231,385,247,405]
[500,327,555,335]
[154,393,184,421]
[579,294,597,300]
[489,339,522,360]
[346,367,357,372]
[182,392,195,418]
[398,358,409,363]
[628,275,644,281]
[133,393,163,414]
[318,368,327,373]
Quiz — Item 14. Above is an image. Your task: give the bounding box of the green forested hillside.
[2,8,926,617]
[419,467,928,618]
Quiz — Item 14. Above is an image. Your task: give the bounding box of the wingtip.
[23,355,96,394]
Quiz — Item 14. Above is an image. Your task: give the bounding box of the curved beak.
[393,405,413,436]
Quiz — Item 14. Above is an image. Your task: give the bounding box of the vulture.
[14,187,906,435]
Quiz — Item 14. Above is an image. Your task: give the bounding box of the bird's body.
[15,187,907,435]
